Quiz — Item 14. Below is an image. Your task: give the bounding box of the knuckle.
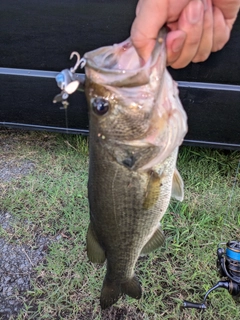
[171,59,189,69]
[203,17,213,32]
[187,36,201,47]
[212,38,229,52]
[212,29,230,52]
[192,51,210,63]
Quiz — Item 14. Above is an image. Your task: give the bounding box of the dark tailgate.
[0,0,239,149]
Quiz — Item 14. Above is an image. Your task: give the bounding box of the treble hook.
[70,51,86,73]
[53,51,86,108]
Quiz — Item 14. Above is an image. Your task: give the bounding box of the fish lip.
[84,31,167,88]
[84,29,167,73]
[84,59,152,87]
[85,57,151,75]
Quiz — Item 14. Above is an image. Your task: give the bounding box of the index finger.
[130,0,190,62]
[130,0,168,62]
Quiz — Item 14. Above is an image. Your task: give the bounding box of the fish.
[83,29,188,309]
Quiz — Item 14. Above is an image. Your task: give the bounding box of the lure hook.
[70,51,86,73]
[53,51,86,108]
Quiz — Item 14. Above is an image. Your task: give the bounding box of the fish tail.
[100,278,122,309]
[100,276,142,309]
[121,276,142,300]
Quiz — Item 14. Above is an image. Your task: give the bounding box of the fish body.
[84,30,187,309]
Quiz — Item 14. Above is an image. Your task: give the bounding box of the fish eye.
[92,98,110,116]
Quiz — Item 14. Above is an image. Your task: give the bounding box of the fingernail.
[172,37,185,53]
[187,1,203,24]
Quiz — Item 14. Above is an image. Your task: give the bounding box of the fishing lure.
[53,51,85,108]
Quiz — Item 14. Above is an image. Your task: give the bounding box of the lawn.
[0,129,239,320]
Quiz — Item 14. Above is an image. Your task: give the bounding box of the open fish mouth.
[84,31,166,87]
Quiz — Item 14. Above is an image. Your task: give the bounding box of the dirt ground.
[0,132,58,319]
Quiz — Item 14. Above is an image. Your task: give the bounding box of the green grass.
[0,129,239,320]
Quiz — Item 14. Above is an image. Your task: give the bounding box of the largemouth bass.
[83,30,187,309]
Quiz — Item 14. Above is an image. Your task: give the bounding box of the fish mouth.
[84,30,167,88]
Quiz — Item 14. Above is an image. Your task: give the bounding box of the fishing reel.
[183,240,240,309]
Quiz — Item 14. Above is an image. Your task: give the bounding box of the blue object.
[56,73,64,83]
[226,247,240,262]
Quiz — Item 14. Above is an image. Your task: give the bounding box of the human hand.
[131,0,240,68]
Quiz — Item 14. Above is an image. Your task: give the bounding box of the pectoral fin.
[86,223,106,263]
[143,170,162,210]
[171,168,184,201]
[141,225,165,255]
